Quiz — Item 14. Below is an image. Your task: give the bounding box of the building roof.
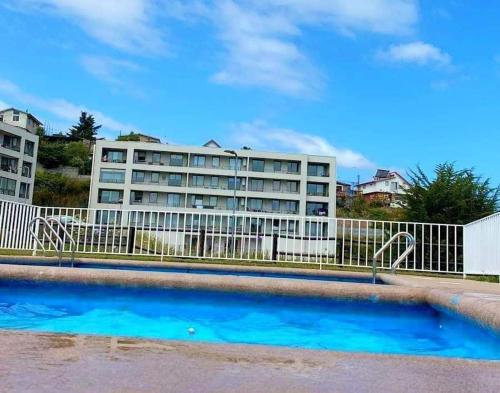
[0,107,42,125]
[357,171,410,187]
[374,169,391,179]
[203,139,221,148]
[336,180,352,187]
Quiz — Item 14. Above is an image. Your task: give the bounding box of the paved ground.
[0,331,499,393]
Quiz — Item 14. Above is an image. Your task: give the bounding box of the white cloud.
[9,0,423,96]
[0,79,136,135]
[12,0,165,55]
[0,100,9,110]
[254,0,419,35]
[80,55,141,85]
[209,0,418,96]
[378,41,451,66]
[230,121,374,169]
[211,1,319,96]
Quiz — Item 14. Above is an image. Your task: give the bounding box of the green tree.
[37,142,67,168]
[67,111,101,142]
[404,163,499,224]
[63,141,89,169]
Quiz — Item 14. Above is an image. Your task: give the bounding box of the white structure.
[357,169,409,206]
[0,108,40,203]
[89,139,336,217]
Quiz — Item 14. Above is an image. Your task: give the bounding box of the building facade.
[89,140,336,218]
[0,108,40,204]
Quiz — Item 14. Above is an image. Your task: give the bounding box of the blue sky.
[0,0,498,184]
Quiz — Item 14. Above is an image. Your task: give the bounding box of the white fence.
[464,212,500,276]
[0,200,465,274]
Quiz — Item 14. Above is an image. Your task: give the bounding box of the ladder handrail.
[372,231,416,284]
[46,217,77,267]
[29,217,65,266]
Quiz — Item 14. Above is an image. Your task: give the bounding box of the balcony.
[307,191,329,197]
[0,165,18,174]
[1,143,20,152]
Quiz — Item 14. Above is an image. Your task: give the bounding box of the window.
[170,154,184,166]
[167,193,182,207]
[21,161,32,178]
[229,157,242,170]
[288,181,298,193]
[273,180,281,192]
[0,115,3,122]
[192,175,205,187]
[168,173,182,186]
[192,155,205,167]
[149,192,158,203]
[132,171,145,183]
[227,197,243,210]
[273,161,281,172]
[391,182,398,191]
[272,200,280,212]
[98,189,122,204]
[2,135,20,151]
[228,177,241,190]
[135,150,146,163]
[306,202,328,216]
[151,172,160,183]
[284,201,298,213]
[19,182,30,199]
[24,140,35,156]
[251,159,265,172]
[152,152,161,164]
[102,149,126,163]
[307,183,326,196]
[191,195,204,207]
[1,156,18,174]
[248,198,263,211]
[13,110,20,122]
[208,196,217,207]
[100,169,125,183]
[0,176,16,196]
[307,163,328,177]
[131,191,143,203]
[288,161,299,173]
[249,178,264,192]
[212,156,220,168]
[210,176,219,188]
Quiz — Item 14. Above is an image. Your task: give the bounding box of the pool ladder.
[372,232,416,284]
[28,217,76,267]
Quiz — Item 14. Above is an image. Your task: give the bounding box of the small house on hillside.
[356,169,410,207]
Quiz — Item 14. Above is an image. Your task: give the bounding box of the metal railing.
[371,232,416,283]
[0,200,464,275]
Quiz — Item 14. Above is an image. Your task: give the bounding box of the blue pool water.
[0,281,499,360]
[0,260,383,284]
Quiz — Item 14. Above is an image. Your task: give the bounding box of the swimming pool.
[0,259,383,284]
[0,280,498,360]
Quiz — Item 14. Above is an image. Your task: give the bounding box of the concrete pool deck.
[0,260,499,392]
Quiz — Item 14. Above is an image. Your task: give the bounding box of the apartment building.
[89,139,336,218]
[0,108,40,204]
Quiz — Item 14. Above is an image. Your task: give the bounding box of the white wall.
[464,213,500,276]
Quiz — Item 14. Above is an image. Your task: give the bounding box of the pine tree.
[67,112,102,141]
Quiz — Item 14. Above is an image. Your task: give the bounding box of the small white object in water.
[188,327,196,335]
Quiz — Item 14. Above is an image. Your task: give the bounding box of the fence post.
[199,229,205,257]
[128,227,136,254]
[272,233,278,261]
